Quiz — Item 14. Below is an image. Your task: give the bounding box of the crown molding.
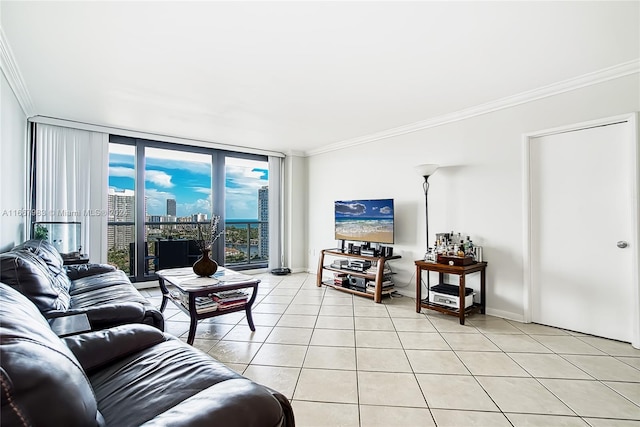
[305,59,640,157]
[284,149,306,158]
[0,26,34,116]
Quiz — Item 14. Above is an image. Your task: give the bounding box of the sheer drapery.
[268,155,283,270]
[32,124,108,262]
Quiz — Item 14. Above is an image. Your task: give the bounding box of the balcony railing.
[107,220,268,279]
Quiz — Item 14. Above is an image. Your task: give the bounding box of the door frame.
[522,113,640,348]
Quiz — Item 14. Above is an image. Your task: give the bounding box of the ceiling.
[1,1,638,156]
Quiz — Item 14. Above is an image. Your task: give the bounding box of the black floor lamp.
[415,164,439,296]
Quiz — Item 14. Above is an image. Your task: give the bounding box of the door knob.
[617,241,629,248]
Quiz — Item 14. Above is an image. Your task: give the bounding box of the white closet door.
[530,121,635,342]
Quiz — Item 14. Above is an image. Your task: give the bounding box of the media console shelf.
[317,249,401,303]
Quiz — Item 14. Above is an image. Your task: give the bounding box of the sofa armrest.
[45,302,145,330]
[140,379,293,427]
[65,263,116,280]
[63,324,167,373]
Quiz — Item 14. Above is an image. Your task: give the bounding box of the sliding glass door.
[108,136,270,281]
[142,146,213,277]
[224,157,269,267]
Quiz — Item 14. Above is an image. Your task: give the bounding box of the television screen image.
[334,199,394,244]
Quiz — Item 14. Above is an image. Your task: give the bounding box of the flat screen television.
[334,199,394,244]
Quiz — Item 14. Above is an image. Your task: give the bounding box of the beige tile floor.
[141,273,640,427]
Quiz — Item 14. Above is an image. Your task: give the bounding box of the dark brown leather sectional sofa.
[0,283,294,426]
[0,239,295,426]
[0,239,164,331]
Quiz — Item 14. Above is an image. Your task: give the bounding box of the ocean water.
[335,218,393,241]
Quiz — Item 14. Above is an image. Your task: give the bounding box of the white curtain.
[33,124,109,262]
[268,155,283,270]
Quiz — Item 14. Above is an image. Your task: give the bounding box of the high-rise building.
[107,189,135,250]
[192,213,207,223]
[258,186,269,258]
[167,199,176,217]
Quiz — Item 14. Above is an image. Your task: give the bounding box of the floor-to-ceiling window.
[108,136,269,281]
[224,156,269,267]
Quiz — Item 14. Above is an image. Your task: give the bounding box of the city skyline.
[108,145,269,220]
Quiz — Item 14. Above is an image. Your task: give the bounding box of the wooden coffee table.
[157,267,260,345]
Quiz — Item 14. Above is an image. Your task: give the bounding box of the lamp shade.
[415,164,439,178]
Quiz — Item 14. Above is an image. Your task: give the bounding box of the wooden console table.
[415,260,488,324]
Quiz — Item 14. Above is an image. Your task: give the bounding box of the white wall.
[0,70,28,251]
[306,74,640,321]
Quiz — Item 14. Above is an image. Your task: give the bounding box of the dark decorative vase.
[192,249,218,277]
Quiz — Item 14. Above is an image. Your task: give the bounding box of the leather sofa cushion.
[70,269,143,297]
[0,249,71,311]
[140,379,288,427]
[14,239,65,274]
[89,336,285,426]
[64,324,167,373]
[66,262,116,280]
[0,283,99,426]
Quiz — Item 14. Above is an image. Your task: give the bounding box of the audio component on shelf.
[429,284,475,309]
[346,275,367,292]
[331,259,348,269]
[347,244,361,255]
[348,260,372,272]
[360,248,379,257]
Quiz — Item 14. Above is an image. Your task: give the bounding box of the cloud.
[226,165,268,191]
[335,202,366,216]
[192,186,212,194]
[146,170,174,188]
[109,166,135,178]
[144,188,176,215]
[181,198,212,216]
[146,157,212,176]
[379,206,392,215]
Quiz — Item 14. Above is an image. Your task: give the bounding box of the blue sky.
[335,199,394,219]
[109,145,268,219]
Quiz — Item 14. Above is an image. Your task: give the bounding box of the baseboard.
[484,308,524,323]
[380,288,525,322]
